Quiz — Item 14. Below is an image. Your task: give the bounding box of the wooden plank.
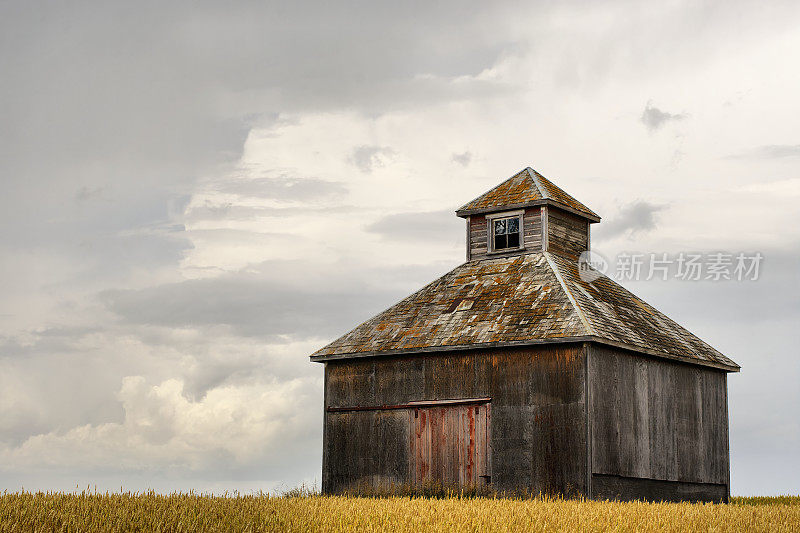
[375,410,409,490]
[589,345,730,487]
[483,403,492,486]
[324,345,586,496]
[592,474,727,503]
[633,357,650,478]
[322,363,330,492]
[546,207,588,258]
[409,403,490,488]
[466,216,471,261]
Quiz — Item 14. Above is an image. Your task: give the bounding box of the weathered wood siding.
[591,474,728,503]
[410,403,490,487]
[522,207,543,251]
[468,214,488,259]
[588,344,730,502]
[546,207,589,259]
[468,207,542,260]
[323,344,587,496]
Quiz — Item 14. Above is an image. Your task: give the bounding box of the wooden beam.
[327,397,492,412]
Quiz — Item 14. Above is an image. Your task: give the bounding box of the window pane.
[507,217,519,233]
[491,216,523,250]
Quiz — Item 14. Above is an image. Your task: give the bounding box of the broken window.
[492,216,521,250]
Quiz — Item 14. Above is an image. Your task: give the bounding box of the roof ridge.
[543,252,595,336]
[526,167,550,200]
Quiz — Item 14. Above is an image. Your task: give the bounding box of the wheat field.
[1,491,798,532]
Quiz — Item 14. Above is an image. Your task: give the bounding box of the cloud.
[75,186,107,203]
[0,0,517,294]
[100,261,407,341]
[2,0,800,496]
[728,145,800,159]
[218,175,347,202]
[734,178,800,197]
[593,201,667,241]
[0,374,321,477]
[451,151,473,167]
[348,145,396,173]
[640,102,686,132]
[184,203,303,223]
[365,210,463,243]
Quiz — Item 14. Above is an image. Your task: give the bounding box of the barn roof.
[310,252,739,372]
[456,167,601,221]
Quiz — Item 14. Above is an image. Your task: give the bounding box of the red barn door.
[410,402,491,488]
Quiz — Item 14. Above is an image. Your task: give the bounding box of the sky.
[1,0,798,496]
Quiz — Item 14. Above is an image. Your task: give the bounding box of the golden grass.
[1,491,798,532]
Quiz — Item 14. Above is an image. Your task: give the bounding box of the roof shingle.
[311,252,739,372]
[456,168,600,221]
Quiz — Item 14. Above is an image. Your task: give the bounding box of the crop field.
[1,491,799,532]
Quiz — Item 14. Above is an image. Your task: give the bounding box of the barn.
[310,167,739,502]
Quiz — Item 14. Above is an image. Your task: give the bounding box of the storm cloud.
[2,0,800,497]
[593,201,667,241]
[365,211,463,243]
[100,264,405,341]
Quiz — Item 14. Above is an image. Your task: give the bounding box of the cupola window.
[490,214,521,251]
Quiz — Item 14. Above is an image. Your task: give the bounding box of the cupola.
[455,167,600,261]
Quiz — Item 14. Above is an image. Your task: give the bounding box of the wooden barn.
[310,167,739,502]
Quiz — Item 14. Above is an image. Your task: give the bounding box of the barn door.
[410,402,490,488]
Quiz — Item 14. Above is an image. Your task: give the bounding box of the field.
[2,491,799,532]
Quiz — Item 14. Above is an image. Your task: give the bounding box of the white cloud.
[1,374,321,472]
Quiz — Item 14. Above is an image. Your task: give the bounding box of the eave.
[456,199,601,223]
[310,335,740,373]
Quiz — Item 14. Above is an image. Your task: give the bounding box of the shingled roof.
[311,252,739,372]
[456,167,601,221]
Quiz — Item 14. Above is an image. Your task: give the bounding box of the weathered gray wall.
[591,474,728,503]
[546,207,589,259]
[588,344,730,502]
[323,344,587,496]
[468,214,488,259]
[521,207,543,252]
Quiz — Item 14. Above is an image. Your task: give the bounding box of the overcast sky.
[1,1,798,496]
